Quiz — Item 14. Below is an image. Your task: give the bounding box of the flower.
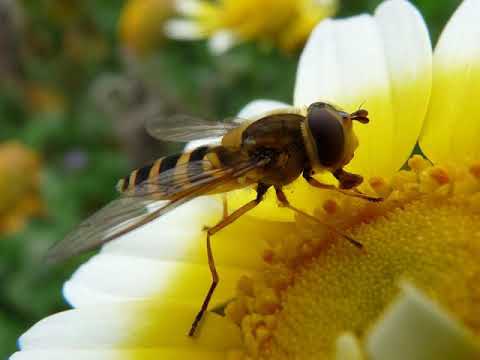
[119,0,175,56]
[164,0,338,53]
[24,83,65,114]
[11,0,480,359]
[0,142,42,235]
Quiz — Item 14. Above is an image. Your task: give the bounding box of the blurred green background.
[0,0,461,357]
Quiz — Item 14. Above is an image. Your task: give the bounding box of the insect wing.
[45,196,164,263]
[145,114,240,142]
[48,159,217,262]
[47,156,270,263]
[122,159,219,198]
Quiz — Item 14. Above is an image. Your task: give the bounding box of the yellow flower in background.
[11,0,480,360]
[119,0,175,56]
[0,142,42,235]
[24,83,65,114]
[278,1,334,52]
[165,0,337,53]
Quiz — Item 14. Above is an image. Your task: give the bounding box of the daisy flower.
[12,0,480,359]
[164,0,338,53]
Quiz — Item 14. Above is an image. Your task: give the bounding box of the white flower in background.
[165,0,338,53]
[11,0,480,359]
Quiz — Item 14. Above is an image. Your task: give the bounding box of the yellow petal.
[133,301,242,351]
[419,0,480,164]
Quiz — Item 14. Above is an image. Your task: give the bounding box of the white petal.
[173,0,202,16]
[237,99,291,120]
[164,19,204,40]
[19,301,241,350]
[101,197,264,269]
[430,0,480,70]
[208,30,238,54]
[62,284,121,306]
[11,349,227,360]
[419,0,480,164]
[294,0,432,177]
[374,0,432,165]
[294,17,345,108]
[366,283,480,360]
[64,253,250,307]
[101,197,219,262]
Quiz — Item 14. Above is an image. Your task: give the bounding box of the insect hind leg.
[189,183,270,336]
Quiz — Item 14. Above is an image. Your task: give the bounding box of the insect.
[47,102,380,336]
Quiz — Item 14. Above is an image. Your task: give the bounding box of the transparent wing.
[46,155,270,263]
[123,159,229,198]
[145,113,241,142]
[46,196,163,263]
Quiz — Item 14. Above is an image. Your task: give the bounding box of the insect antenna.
[350,102,369,124]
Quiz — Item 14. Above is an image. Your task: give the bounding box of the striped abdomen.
[116,145,235,197]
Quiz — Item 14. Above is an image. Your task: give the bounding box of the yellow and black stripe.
[116,145,218,195]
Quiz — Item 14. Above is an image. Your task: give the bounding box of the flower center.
[226,156,480,359]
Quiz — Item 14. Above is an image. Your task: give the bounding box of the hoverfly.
[47,102,380,336]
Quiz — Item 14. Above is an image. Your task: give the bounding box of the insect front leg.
[332,168,363,189]
[303,170,382,202]
[189,183,270,337]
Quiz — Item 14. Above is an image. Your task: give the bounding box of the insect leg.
[303,171,382,202]
[189,183,270,337]
[274,186,363,249]
[332,168,363,189]
[222,194,229,219]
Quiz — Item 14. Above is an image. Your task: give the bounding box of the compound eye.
[307,106,345,167]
